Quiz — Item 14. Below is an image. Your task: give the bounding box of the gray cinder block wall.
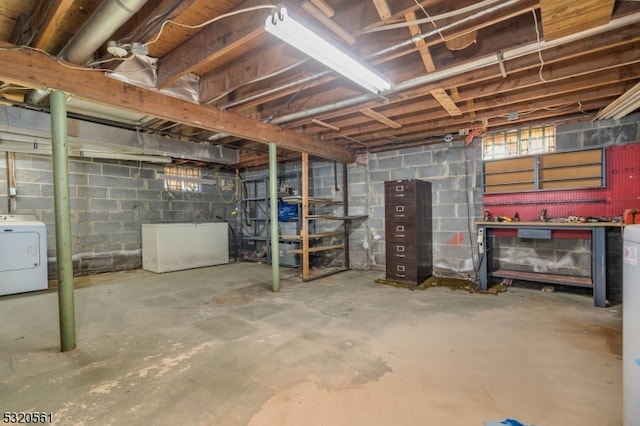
[348,113,639,301]
[0,153,237,279]
[3,113,637,289]
[347,142,483,279]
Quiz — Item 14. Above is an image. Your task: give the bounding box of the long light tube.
[265,7,392,94]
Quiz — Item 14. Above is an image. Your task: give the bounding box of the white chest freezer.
[0,215,48,296]
[142,222,229,273]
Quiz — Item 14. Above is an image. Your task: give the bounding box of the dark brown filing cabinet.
[385,179,433,285]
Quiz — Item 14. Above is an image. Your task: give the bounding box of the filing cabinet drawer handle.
[394,234,405,238]
[395,274,406,278]
[395,254,406,258]
[394,214,405,218]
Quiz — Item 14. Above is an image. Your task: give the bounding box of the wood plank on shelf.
[281,195,342,205]
[484,183,535,193]
[540,178,603,190]
[485,171,535,185]
[484,156,535,173]
[309,231,344,239]
[307,214,368,220]
[540,164,602,181]
[288,244,344,254]
[491,269,592,287]
[539,148,602,168]
[281,231,344,240]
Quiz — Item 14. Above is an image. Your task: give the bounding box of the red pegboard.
[483,143,640,222]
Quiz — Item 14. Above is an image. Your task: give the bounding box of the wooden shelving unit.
[483,156,535,193]
[483,148,605,193]
[281,153,367,281]
[538,149,604,190]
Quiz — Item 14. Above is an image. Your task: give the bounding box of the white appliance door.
[0,231,41,272]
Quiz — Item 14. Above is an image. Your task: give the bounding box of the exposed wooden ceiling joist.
[301,1,356,45]
[0,0,638,168]
[0,41,354,163]
[360,108,402,129]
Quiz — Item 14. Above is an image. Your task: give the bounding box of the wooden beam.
[301,1,356,45]
[312,119,341,131]
[0,42,354,163]
[360,108,402,129]
[32,0,75,49]
[371,0,393,20]
[156,23,265,89]
[404,11,462,117]
[199,42,303,104]
[310,0,335,17]
[301,152,310,280]
[355,0,445,36]
[430,88,462,116]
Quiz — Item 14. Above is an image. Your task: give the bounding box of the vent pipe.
[58,0,150,64]
[26,0,149,105]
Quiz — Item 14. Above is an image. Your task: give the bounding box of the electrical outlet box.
[219,178,234,191]
[477,228,485,253]
[9,187,17,197]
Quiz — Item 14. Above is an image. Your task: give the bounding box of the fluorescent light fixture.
[596,81,640,120]
[265,7,392,94]
[80,150,172,164]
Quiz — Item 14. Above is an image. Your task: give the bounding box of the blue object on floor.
[484,419,528,426]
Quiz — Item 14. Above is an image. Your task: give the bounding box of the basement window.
[482,125,555,160]
[163,165,202,193]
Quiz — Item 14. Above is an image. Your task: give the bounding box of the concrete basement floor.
[0,263,622,426]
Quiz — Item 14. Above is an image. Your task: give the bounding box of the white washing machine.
[0,215,48,296]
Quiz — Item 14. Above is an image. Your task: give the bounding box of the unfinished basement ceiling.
[0,0,639,168]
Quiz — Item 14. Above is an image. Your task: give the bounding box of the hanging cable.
[145,5,278,47]
[463,143,480,284]
[215,168,240,204]
[531,9,547,82]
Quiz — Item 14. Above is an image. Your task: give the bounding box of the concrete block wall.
[493,237,591,276]
[347,142,483,278]
[348,114,640,293]
[555,113,639,151]
[0,153,236,279]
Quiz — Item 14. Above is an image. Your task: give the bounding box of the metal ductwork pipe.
[26,0,149,104]
[59,0,150,64]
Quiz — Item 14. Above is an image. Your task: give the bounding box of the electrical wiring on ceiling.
[144,5,279,47]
